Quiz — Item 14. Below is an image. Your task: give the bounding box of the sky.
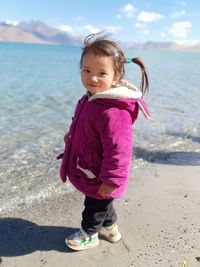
[0,0,199,44]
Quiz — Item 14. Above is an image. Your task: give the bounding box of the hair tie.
[125,57,132,63]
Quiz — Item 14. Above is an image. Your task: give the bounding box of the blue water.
[0,42,200,213]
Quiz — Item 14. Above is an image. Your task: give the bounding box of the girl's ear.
[112,74,120,86]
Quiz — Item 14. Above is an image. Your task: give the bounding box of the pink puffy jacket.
[58,82,150,199]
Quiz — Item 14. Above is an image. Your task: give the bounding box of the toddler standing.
[57,33,150,251]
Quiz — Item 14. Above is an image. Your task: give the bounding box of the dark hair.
[80,33,149,95]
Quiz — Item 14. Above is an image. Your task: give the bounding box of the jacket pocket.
[77,163,96,179]
[74,157,101,185]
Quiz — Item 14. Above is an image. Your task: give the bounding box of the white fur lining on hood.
[87,79,150,120]
[88,79,142,102]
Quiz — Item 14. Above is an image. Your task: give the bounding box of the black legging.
[81,196,117,235]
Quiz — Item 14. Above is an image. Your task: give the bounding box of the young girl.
[57,33,150,251]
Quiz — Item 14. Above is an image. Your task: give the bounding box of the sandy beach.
[1,160,200,267]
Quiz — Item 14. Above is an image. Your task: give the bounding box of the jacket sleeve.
[96,108,133,187]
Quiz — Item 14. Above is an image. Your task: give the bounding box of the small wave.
[0,183,75,214]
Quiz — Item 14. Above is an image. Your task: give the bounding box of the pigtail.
[132,57,149,95]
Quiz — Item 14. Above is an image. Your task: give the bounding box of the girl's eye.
[100,72,107,76]
[83,69,90,73]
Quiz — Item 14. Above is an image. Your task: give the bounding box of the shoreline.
[1,142,199,215]
[1,162,200,267]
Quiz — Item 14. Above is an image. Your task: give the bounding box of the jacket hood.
[88,79,142,101]
[87,79,150,120]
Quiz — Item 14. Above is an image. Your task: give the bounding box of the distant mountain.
[134,41,183,50]
[18,21,80,45]
[122,40,200,51]
[182,43,200,51]
[0,20,199,51]
[0,24,51,44]
[0,20,81,45]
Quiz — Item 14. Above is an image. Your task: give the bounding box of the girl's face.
[81,53,118,95]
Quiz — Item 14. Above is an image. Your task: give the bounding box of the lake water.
[0,42,200,213]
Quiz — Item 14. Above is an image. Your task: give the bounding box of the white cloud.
[58,24,101,37]
[160,32,166,37]
[135,22,146,29]
[142,29,149,35]
[170,10,186,18]
[121,4,136,18]
[59,25,73,33]
[6,20,19,26]
[137,11,163,22]
[58,24,120,37]
[123,3,135,12]
[168,21,192,38]
[84,24,101,34]
[104,26,122,33]
[116,14,121,19]
[134,22,149,35]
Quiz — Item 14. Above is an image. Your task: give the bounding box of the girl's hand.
[63,132,68,143]
[98,183,116,197]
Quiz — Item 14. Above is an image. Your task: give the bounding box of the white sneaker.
[99,223,121,243]
[65,229,99,251]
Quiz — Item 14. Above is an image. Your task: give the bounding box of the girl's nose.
[90,76,98,82]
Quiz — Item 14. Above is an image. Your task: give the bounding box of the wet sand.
[1,162,200,267]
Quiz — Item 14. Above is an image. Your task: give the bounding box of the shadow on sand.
[0,218,79,257]
[134,148,200,166]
